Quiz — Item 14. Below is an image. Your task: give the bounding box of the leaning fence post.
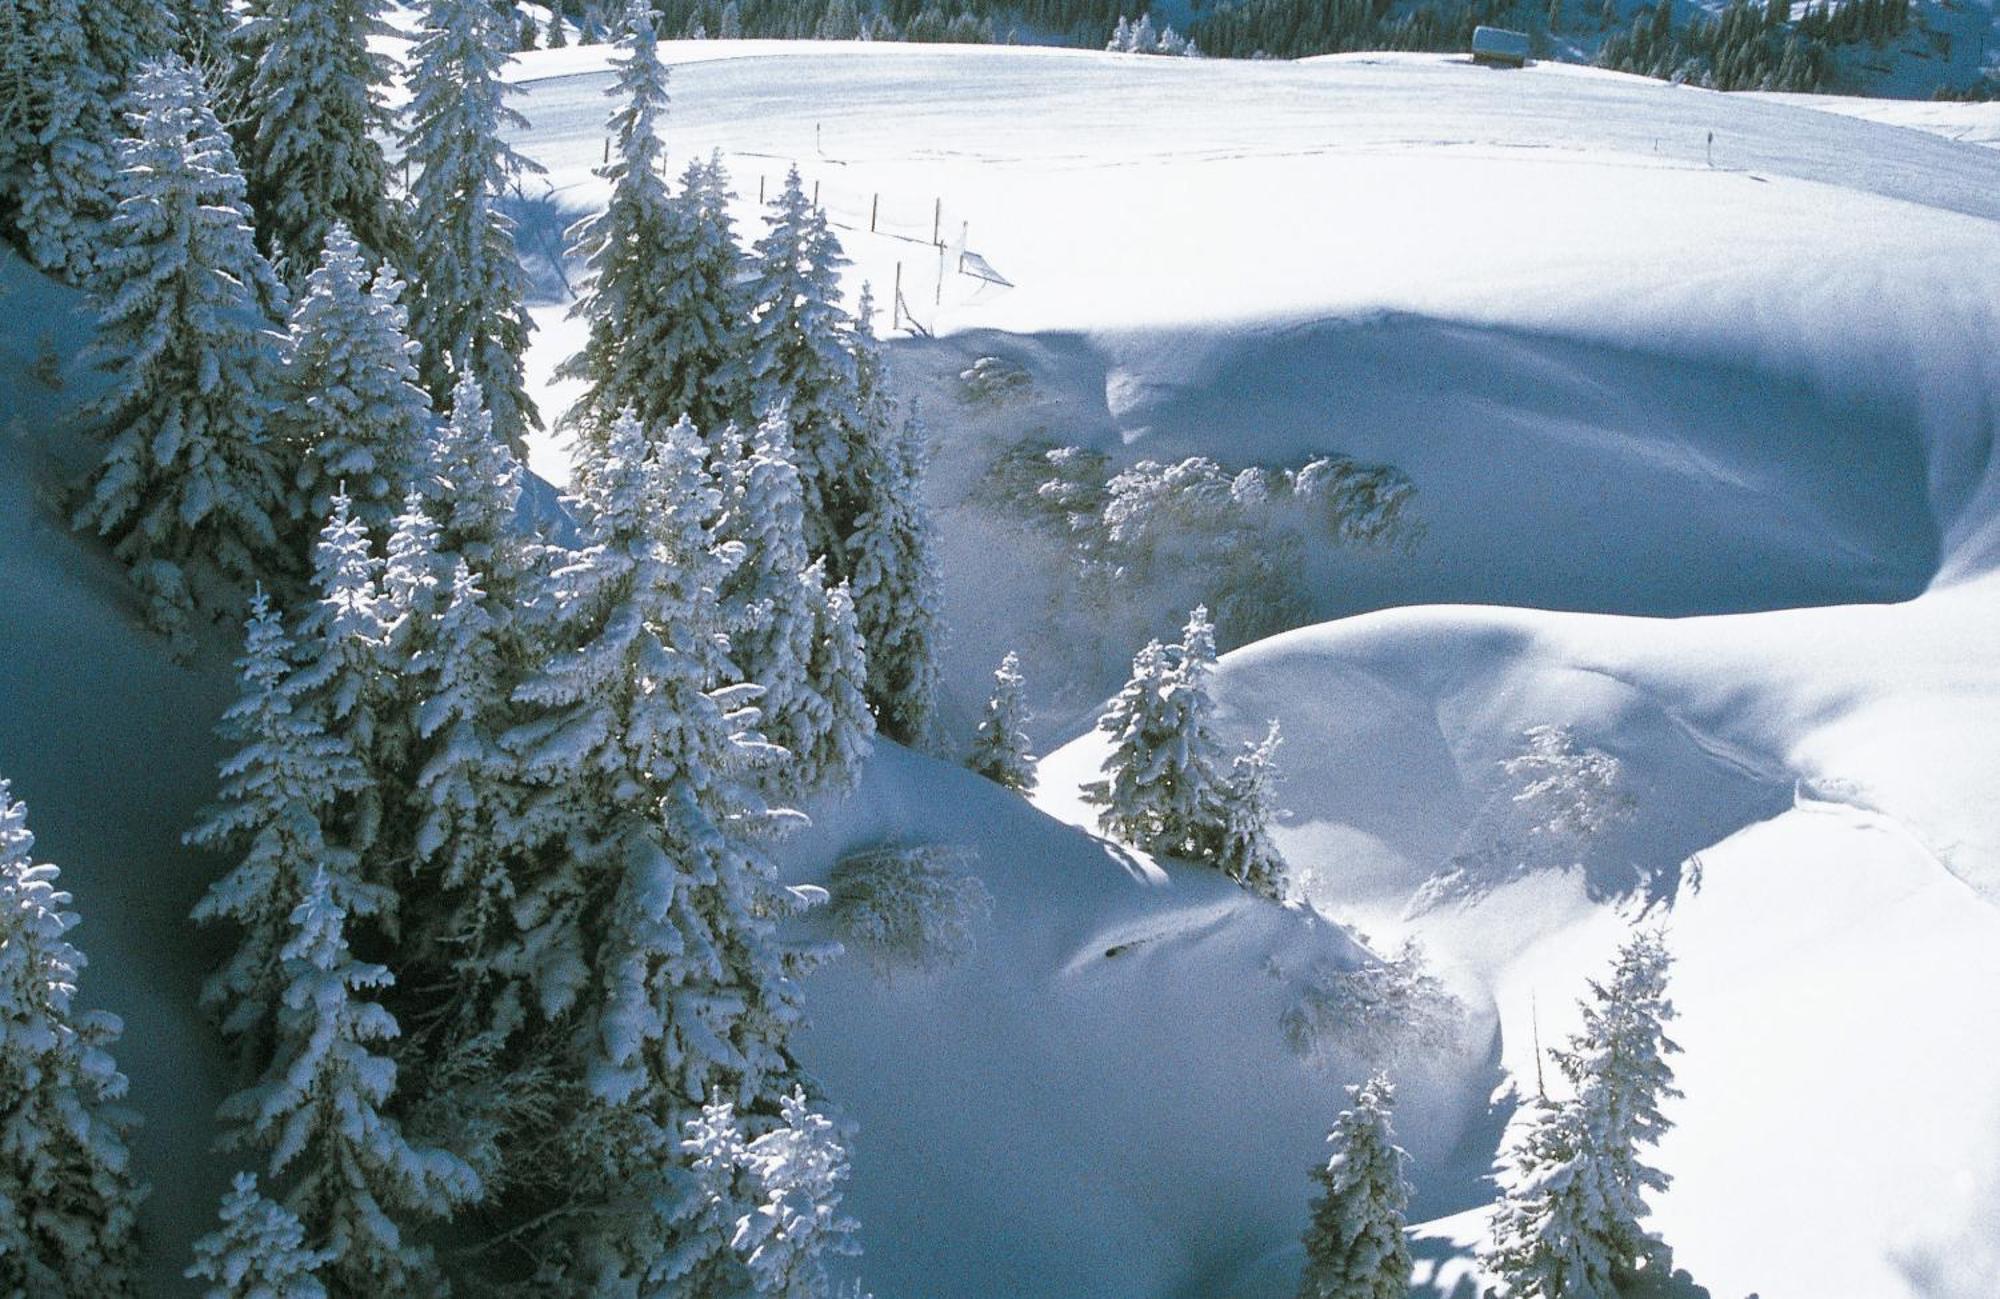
[603,136,611,166]
[813,179,820,208]
[870,193,879,233]
[933,197,941,246]
[759,174,766,203]
[935,244,944,306]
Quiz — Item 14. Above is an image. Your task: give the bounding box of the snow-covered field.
[10,36,2000,1297]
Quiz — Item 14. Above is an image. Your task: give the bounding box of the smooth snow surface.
[9,40,2000,1298]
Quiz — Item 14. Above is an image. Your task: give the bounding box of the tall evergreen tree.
[1298,1072,1412,1299]
[402,0,543,451]
[5,0,173,273]
[0,780,145,1299]
[969,650,1035,792]
[229,0,403,281]
[741,166,859,563]
[427,373,534,606]
[501,412,812,1287]
[721,411,873,796]
[187,591,372,1048]
[846,415,943,746]
[75,54,290,650]
[408,558,517,943]
[556,1,685,444]
[291,494,397,860]
[172,0,234,63]
[186,1172,330,1299]
[214,865,478,1292]
[281,225,434,538]
[802,572,875,797]
[1485,930,1682,1296]
[659,151,754,437]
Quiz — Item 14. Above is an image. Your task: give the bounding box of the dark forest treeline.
[538,0,1942,93]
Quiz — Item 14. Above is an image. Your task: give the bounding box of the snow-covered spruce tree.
[371,487,447,846]
[1212,721,1287,900]
[187,590,375,1048]
[672,1101,757,1295]
[545,0,567,46]
[186,1172,330,1299]
[556,1,684,444]
[427,372,535,605]
[75,54,291,650]
[0,780,145,1298]
[389,420,541,1201]
[1083,606,1225,860]
[407,558,517,955]
[290,495,396,859]
[5,0,174,279]
[228,0,403,281]
[214,865,478,1293]
[1485,929,1682,1296]
[0,0,27,179]
[846,414,943,746]
[742,165,860,563]
[402,0,543,451]
[968,650,1035,792]
[803,572,875,796]
[1298,1071,1412,1299]
[500,411,814,1288]
[281,225,434,539]
[1084,636,1178,850]
[172,0,234,63]
[721,409,874,797]
[733,1087,862,1298]
[669,151,755,434]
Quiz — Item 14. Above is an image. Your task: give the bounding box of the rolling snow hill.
[8,37,2000,1297]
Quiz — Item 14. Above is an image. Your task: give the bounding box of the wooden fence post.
[870,194,879,232]
[932,197,941,246]
[813,179,820,208]
[935,244,944,306]
[759,174,766,203]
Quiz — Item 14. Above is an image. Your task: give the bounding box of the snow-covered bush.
[830,845,993,977]
[1506,723,1634,843]
[973,439,1417,647]
[1418,723,1635,908]
[679,1090,863,1299]
[958,355,1033,405]
[1275,938,1465,1068]
[185,1172,330,1298]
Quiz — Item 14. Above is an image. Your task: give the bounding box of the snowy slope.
[10,37,2000,1297]
[496,42,2000,1296]
[0,258,240,1284]
[0,260,1402,1295]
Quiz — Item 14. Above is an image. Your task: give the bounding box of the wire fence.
[740,165,1012,338]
